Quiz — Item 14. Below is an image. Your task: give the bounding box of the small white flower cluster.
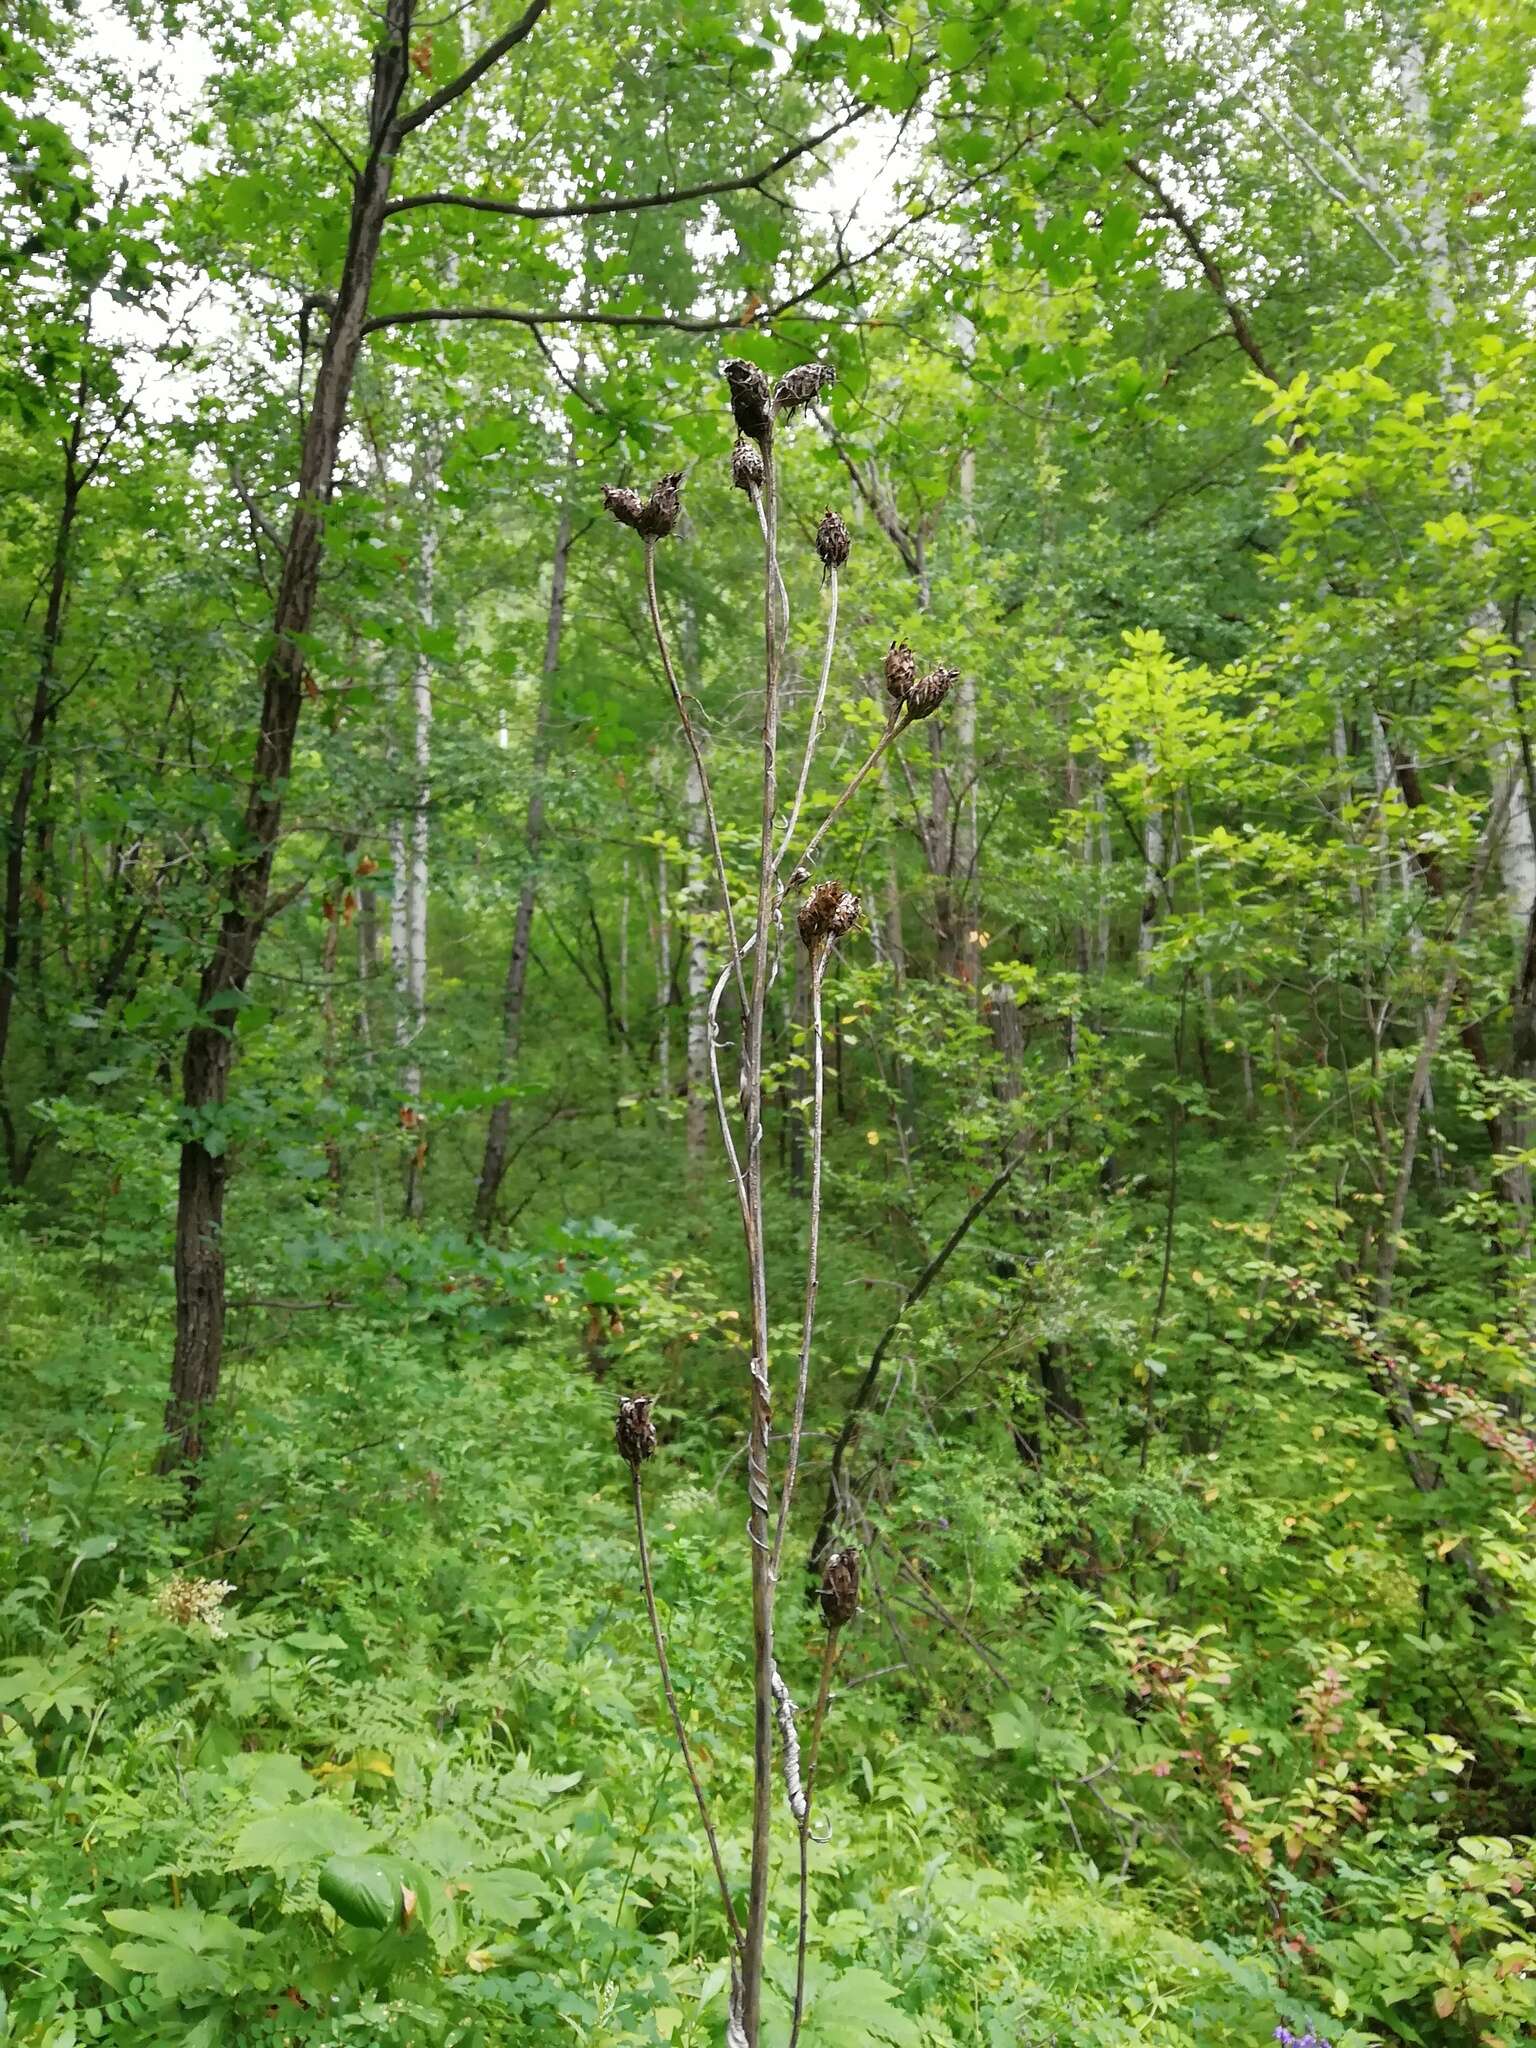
[154,1574,235,1638]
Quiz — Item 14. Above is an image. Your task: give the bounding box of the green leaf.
[231,1802,371,1870]
[318,1854,403,1931]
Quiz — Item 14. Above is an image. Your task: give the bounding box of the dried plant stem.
[772,942,829,1578]
[739,433,783,2048]
[643,537,747,1015]
[751,482,791,645]
[786,711,911,885]
[788,1626,841,2048]
[775,567,839,870]
[630,1464,744,1951]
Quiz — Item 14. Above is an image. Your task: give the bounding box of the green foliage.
[9,1,1536,2045]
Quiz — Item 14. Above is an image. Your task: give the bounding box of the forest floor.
[1,1218,1300,2047]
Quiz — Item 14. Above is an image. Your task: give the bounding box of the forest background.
[5,0,1536,2043]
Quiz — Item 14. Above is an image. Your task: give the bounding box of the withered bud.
[723,358,773,443]
[601,483,645,531]
[615,1394,657,1468]
[731,436,765,495]
[798,881,860,950]
[815,508,850,578]
[636,470,684,541]
[773,362,837,418]
[883,640,918,705]
[819,1546,860,1629]
[904,665,959,721]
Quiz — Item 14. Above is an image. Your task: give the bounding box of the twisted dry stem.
[738,431,782,2048]
[788,1624,842,2048]
[630,1462,744,1951]
[772,940,829,1579]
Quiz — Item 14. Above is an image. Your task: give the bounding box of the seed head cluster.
[601,473,685,541]
[883,643,957,722]
[904,664,959,721]
[883,641,918,703]
[818,1547,860,1629]
[815,509,850,578]
[797,881,860,951]
[773,362,837,418]
[615,1394,658,1468]
[722,358,773,444]
[731,436,765,495]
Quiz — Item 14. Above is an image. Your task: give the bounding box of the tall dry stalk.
[601,362,958,2046]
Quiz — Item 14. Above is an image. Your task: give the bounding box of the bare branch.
[392,0,552,137]
[385,108,866,219]
[807,1148,1028,1578]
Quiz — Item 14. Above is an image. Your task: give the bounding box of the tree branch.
[385,108,866,218]
[392,0,552,137]
[806,1149,1027,1577]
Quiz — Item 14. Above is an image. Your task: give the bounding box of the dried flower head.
[815,508,850,578]
[883,640,917,706]
[155,1574,236,1638]
[904,664,959,721]
[818,1546,860,1629]
[615,1394,658,1468]
[636,470,684,541]
[601,483,645,531]
[773,362,836,418]
[797,881,860,950]
[731,436,765,495]
[723,358,773,443]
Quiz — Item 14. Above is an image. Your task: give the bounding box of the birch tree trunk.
[1396,27,1536,938]
[473,489,574,1233]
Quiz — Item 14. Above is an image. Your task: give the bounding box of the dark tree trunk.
[473,492,573,1233]
[0,380,84,1179]
[163,13,413,1469]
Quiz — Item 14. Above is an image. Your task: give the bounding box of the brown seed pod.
[636,470,684,541]
[904,665,959,721]
[883,640,917,706]
[773,362,836,418]
[819,1546,860,1629]
[723,358,773,443]
[731,436,765,494]
[797,881,860,950]
[615,1394,657,1467]
[815,508,850,578]
[601,483,645,531]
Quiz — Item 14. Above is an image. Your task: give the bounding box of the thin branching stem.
[788,1626,841,2048]
[739,432,783,2047]
[775,567,839,873]
[643,538,747,1015]
[751,483,790,647]
[772,941,829,1578]
[630,1464,744,1951]
[787,711,912,884]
